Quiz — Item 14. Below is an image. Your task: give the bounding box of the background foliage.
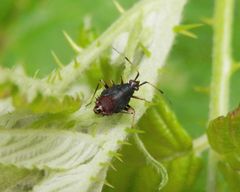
[0,0,240,191]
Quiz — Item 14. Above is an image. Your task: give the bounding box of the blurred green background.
[0,0,239,191]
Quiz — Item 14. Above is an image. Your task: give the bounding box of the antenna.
[112,47,172,104]
[139,81,164,94]
[139,81,172,104]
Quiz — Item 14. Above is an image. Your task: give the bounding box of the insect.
[87,71,163,126]
[86,48,164,126]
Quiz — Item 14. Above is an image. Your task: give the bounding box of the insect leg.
[85,80,109,106]
[131,95,150,103]
[120,76,124,84]
[122,105,135,128]
[101,80,110,89]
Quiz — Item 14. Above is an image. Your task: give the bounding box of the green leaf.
[13,93,81,114]
[0,129,99,170]
[138,95,192,160]
[0,0,190,191]
[103,96,201,192]
[32,126,129,192]
[219,162,240,192]
[0,81,18,99]
[0,165,44,192]
[162,153,202,192]
[207,106,240,169]
[103,139,201,192]
[136,96,201,191]
[207,107,240,192]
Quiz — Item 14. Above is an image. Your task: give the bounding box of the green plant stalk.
[207,0,234,191]
[193,134,209,155]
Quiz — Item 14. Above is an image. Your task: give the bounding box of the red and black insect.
[86,48,164,126]
[87,71,163,122]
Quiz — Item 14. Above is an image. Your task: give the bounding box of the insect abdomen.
[111,84,134,112]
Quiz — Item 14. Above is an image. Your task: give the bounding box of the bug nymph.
[87,71,163,122]
[86,48,164,126]
[93,73,141,116]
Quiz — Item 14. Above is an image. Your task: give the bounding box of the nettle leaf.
[135,97,201,191]
[0,81,18,99]
[0,165,44,192]
[103,139,201,192]
[0,0,189,191]
[0,81,80,115]
[0,129,100,170]
[0,111,79,130]
[162,153,202,192]
[33,125,129,192]
[207,106,240,169]
[138,96,192,160]
[207,106,240,191]
[104,97,201,192]
[13,93,81,114]
[219,162,240,192]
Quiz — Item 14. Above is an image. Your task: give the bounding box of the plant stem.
[193,134,209,155]
[207,0,234,191]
